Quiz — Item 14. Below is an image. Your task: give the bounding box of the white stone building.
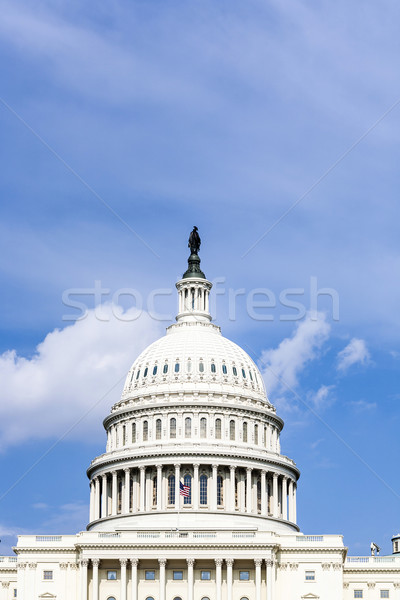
[1,242,400,600]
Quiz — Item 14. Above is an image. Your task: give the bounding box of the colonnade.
[80,556,276,600]
[89,464,297,524]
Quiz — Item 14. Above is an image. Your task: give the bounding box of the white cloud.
[0,304,162,450]
[259,312,331,397]
[308,384,335,410]
[337,338,371,372]
[350,399,377,412]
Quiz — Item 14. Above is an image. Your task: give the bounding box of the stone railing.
[346,556,399,564]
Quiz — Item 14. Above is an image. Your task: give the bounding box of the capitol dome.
[87,241,300,534]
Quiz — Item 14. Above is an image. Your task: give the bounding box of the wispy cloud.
[337,338,371,372]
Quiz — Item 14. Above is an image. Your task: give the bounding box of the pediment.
[301,594,319,599]
[39,594,56,599]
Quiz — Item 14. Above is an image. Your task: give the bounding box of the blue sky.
[0,0,399,556]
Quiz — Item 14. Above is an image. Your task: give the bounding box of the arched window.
[185,417,192,438]
[153,476,157,506]
[184,474,192,505]
[132,422,136,443]
[170,418,176,439]
[163,363,168,374]
[118,478,122,513]
[249,370,253,381]
[200,474,208,505]
[136,369,141,380]
[199,361,204,373]
[264,425,267,447]
[254,424,259,445]
[235,477,238,508]
[122,424,126,445]
[243,421,248,443]
[233,366,237,376]
[144,367,148,377]
[174,597,183,600]
[242,368,246,378]
[222,364,227,375]
[217,475,223,506]
[201,597,210,600]
[230,420,235,441]
[143,420,148,441]
[211,362,216,373]
[156,419,162,440]
[257,478,261,513]
[153,365,158,375]
[215,418,222,439]
[146,597,155,600]
[200,417,207,438]
[174,362,180,373]
[168,474,175,505]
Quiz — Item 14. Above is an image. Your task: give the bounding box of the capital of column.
[212,464,218,470]
[157,465,162,472]
[272,472,278,480]
[226,558,234,567]
[139,465,145,472]
[124,467,130,474]
[112,470,117,476]
[1,583,10,589]
[261,470,267,475]
[92,559,100,567]
[265,559,274,567]
[159,558,167,567]
[131,558,139,567]
[28,563,37,569]
[60,563,69,570]
[174,463,180,469]
[187,558,195,567]
[247,467,252,473]
[230,465,235,472]
[215,558,223,567]
[120,558,128,567]
[254,559,263,567]
[81,559,89,567]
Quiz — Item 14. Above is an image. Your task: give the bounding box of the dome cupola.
[86,229,300,534]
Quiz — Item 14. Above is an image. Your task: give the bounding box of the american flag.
[179,481,190,497]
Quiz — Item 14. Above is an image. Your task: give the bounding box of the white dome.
[118,320,271,409]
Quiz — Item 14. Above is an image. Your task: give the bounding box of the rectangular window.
[305,570,315,581]
[107,570,117,580]
[354,592,363,599]
[173,570,183,580]
[381,592,389,599]
[239,571,250,581]
[201,570,211,580]
[145,570,155,580]
[13,591,17,598]
[43,571,53,580]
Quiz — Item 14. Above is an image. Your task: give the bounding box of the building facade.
[1,245,400,599]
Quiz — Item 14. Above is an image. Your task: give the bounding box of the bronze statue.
[188,226,201,255]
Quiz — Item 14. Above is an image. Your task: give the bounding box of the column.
[293,483,297,523]
[157,465,163,511]
[187,558,195,600]
[16,563,26,600]
[212,464,218,510]
[393,583,400,600]
[140,466,145,512]
[92,559,100,600]
[102,474,108,518]
[80,559,88,600]
[246,468,252,513]
[94,477,100,520]
[282,477,288,520]
[261,471,267,516]
[89,481,95,522]
[175,464,180,508]
[120,559,127,600]
[131,559,138,600]
[124,469,130,514]
[254,559,262,600]
[229,466,236,511]
[266,559,274,600]
[272,473,278,518]
[159,559,167,600]
[226,559,234,600]
[288,479,294,521]
[193,464,199,509]
[215,559,223,600]
[112,470,118,515]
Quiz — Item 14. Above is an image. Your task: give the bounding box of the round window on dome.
[136,369,141,380]
[242,368,246,378]
[249,370,253,381]
[233,366,237,376]
[144,367,148,377]
[211,363,216,373]
[153,365,157,375]
[222,364,227,374]
[163,363,168,374]
[174,362,180,373]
